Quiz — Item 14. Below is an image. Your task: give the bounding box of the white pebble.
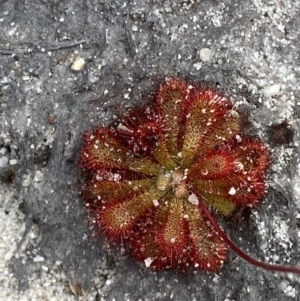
[71,57,85,71]
[4,251,14,261]
[0,147,7,155]
[199,48,213,62]
[188,193,199,205]
[228,187,236,195]
[34,170,44,182]
[193,62,202,70]
[263,84,280,97]
[33,255,45,262]
[0,156,9,168]
[235,135,242,143]
[144,257,154,268]
[22,175,31,187]
[9,159,17,165]
[152,199,159,207]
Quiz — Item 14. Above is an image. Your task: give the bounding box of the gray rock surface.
[1,0,300,300]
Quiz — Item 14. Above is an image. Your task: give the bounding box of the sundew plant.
[79,78,300,274]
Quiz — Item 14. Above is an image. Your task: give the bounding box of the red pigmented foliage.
[79,78,300,274]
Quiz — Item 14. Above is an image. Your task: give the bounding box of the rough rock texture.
[1,1,300,300]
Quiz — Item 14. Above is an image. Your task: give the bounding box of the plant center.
[156,168,188,198]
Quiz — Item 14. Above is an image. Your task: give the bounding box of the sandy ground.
[1,1,300,300]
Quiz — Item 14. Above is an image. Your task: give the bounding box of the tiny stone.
[4,251,14,261]
[0,156,9,168]
[34,170,44,182]
[0,147,7,155]
[71,57,86,71]
[153,199,159,207]
[199,48,213,62]
[144,257,153,268]
[42,265,49,272]
[9,159,17,165]
[33,255,45,262]
[193,62,202,70]
[22,175,31,187]
[188,193,199,206]
[263,84,280,97]
[228,187,236,195]
[235,135,242,142]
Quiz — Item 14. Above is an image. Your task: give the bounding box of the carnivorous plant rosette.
[78,79,300,274]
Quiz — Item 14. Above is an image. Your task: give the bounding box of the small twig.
[124,17,135,58]
[0,49,16,55]
[48,40,87,51]
[0,40,87,55]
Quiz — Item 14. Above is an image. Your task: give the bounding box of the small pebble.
[263,84,280,97]
[9,159,17,165]
[33,255,45,262]
[0,156,9,168]
[199,48,213,62]
[71,57,85,71]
